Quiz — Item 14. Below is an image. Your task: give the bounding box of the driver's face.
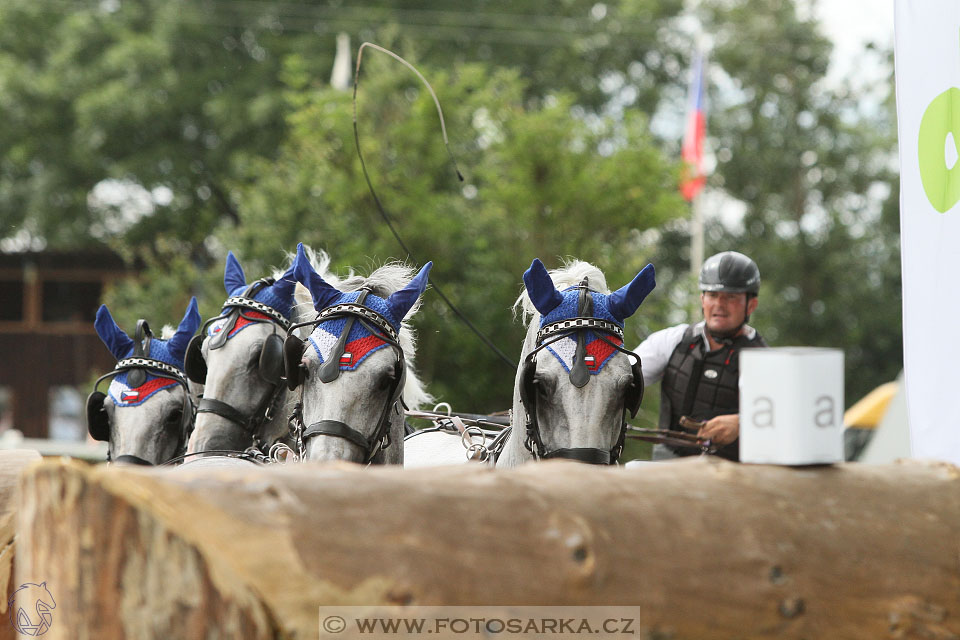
[701,291,751,335]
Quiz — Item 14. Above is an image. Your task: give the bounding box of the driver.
[634,251,768,461]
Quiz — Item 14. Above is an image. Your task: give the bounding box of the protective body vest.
[658,324,767,461]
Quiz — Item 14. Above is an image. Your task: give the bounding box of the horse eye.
[165,408,183,427]
[534,376,553,397]
[378,369,396,391]
[249,344,263,368]
[533,375,550,398]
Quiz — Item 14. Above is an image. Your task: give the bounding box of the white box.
[739,347,844,465]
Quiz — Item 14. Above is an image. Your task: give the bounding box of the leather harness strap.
[302,420,372,450]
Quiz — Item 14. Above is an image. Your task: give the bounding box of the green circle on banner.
[919,86,960,213]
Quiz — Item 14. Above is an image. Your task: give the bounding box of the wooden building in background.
[0,251,127,438]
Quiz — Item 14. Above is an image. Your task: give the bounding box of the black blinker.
[86,391,110,442]
[259,333,285,385]
[184,334,207,384]
[283,334,307,391]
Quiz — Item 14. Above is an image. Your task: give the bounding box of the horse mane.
[512,259,609,327]
[287,248,433,410]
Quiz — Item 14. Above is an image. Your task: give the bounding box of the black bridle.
[184,279,290,451]
[519,281,644,465]
[86,320,196,465]
[283,290,407,464]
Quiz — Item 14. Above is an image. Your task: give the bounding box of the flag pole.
[690,191,704,318]
[690,191,704,279]
[681,43,707,317]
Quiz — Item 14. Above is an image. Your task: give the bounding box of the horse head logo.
[8,582,56,636]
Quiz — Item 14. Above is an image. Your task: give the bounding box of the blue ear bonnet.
[540,288,621,328]
[95,300,199,407]
[117,339,187,370]
[223,250,297,320]
[328,290,400,330]
[306,290,398,370]
[539,288,623,376]
[107,338,187,406]
[225,280,296,320]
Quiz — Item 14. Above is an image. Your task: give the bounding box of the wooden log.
[15,457,960,639]
[0,450,42,640]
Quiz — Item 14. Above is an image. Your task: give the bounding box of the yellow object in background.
[843,382,899,429]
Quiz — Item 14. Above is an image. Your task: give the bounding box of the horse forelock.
[513,259,609,327]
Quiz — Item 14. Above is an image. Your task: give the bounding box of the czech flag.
[680,49,707,201]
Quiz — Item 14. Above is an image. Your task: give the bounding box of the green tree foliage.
[0,0,901,413]
[0,0,685,254]
[0,0,689,349]
[222,56,683,410]
[0,0,304,251]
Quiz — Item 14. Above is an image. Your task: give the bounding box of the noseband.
[86,320,196,464]
[184,279,291,449]
[520,281,644,465]
[284,290,407,464]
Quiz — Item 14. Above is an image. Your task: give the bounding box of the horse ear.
[224,251,247,296]
[270,257,298,305]
[607,263,656,322]
[94,305,134,360]
[293,243,341,311]
[167,297,201,361]
[522,259,564,316]
[386,261,433,320]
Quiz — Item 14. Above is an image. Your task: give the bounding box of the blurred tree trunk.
[17,457,960,639]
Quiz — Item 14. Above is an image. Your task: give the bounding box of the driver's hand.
[698,414,739,446]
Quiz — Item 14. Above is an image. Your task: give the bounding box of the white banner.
[895,1,960,463]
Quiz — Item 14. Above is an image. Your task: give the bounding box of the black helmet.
[699,251,760,294]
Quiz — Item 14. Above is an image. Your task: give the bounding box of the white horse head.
[185,249,314,455]
[496,258,655,467]
[88,299,200,465]
[286,243,433,464]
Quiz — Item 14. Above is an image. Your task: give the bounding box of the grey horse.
[496,258,654,467]
[86,299,200,465]
[405,258,653,468]
[184,249,315,459]
[284,243,433,464]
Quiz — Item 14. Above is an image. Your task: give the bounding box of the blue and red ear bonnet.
[523,258,656,375]
[204,252,298,341]
[94,298,200,407]
[293,243,432,371]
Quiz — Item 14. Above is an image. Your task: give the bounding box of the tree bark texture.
[15,456,960,639]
